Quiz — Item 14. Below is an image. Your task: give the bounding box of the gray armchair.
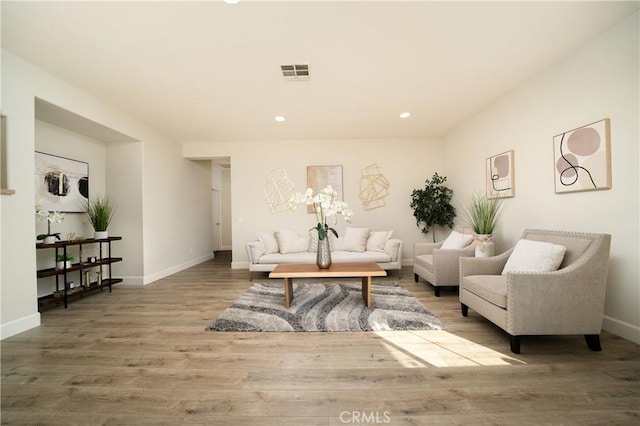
[459,229,611,354]
[414,229,476,297]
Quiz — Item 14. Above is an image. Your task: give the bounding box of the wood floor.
[2,252,639,425]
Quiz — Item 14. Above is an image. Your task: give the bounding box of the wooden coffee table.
[269,262,387,308]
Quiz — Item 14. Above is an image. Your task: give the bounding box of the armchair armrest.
[507,249,609,335]
[431,245,476,285]
[414,241,444,256]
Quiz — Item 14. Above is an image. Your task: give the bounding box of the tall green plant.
[410,173,456,242]
[86,194,115,232]
[463,192,502,235]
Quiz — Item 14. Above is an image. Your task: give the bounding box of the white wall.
[443,13,639,343]
[1,51,214,338]
[184,137,446,267]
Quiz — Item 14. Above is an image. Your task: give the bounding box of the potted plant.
[410,173,456,242]
[36,207,65,244]
[86,194,115,239]
[462,192,503,256]
[289,186,353,269]
[56,252,74,270]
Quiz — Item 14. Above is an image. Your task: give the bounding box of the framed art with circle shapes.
[553,119,611,194]
[486,150,515,198]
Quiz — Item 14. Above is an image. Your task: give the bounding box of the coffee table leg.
[284,278,294,308]
[361,276,372,307]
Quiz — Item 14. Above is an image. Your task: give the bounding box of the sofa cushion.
[414,254,434,272]
[502,239,566,275]
[257,231,279,254]
[366,230,393,252]
[342,227,371,252]
[463,275,508,308]
[275,229,308,254]
[441,230,474,249]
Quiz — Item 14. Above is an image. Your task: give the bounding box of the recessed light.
[275,115,286,122]
[400,112,411,119]
[224,0,240,4]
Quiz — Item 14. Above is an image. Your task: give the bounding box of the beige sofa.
[460,229,611,353]
[246,228,403,279]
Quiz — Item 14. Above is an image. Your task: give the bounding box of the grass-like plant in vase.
[463,192,502,236]
[87,194,115,240]
[462,192,503,257]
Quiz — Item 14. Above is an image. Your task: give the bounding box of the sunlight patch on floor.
[374,330,525,368]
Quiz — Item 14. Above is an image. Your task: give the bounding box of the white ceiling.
[2,1,638,143]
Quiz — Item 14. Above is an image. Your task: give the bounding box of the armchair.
[459,229,611,354]
[414,229,476,296]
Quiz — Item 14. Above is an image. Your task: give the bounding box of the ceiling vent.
[281,64,310,81]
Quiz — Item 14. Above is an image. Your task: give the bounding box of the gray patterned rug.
[206,280,445,332]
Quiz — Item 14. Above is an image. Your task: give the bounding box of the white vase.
[43,235,57,245]
[316,237,332,269]
[56,261,71,270]
[475,234,495,257]
[94,231,108,240]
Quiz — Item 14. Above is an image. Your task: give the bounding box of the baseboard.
[603,315,640,344]
[143,254,215,285]
[119,276,145,286]
[1,312,41,340]
[232,261,249,270]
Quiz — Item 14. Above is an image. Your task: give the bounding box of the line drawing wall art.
[358,164,390,210]
[553,118,611,194]
[263,169,295,213]
[486,150,515,198]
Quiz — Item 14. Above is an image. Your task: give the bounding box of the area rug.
[206,280,445,332]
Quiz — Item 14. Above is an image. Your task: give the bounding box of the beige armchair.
[414,229,476,297]
[459,229,611,354]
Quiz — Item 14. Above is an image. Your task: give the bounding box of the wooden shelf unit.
[36,236,122,310]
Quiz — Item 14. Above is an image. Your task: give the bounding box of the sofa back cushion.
[275,229,309,254]
[257,231,279,254]
[521,231,593,268]
[366,230,393,252]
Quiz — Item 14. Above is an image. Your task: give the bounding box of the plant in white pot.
[462,192,503,257]
[56,252,74,270]
[87,194,115,240]
[36,206,65,244]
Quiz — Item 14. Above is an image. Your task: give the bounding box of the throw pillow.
[329,231,344,251]
[366,230,393,252]
[275,229,308,254]
[342,227,371,252]
[441,230,474,249]
[256,231,279,254]
[502,239,567,275]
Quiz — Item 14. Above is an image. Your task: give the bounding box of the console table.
[36,236,122,310]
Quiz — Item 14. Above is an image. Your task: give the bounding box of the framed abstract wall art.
[306,165,343,213]
[553,119,611,194]
[486,150,515,198]
[35,152,89,212]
